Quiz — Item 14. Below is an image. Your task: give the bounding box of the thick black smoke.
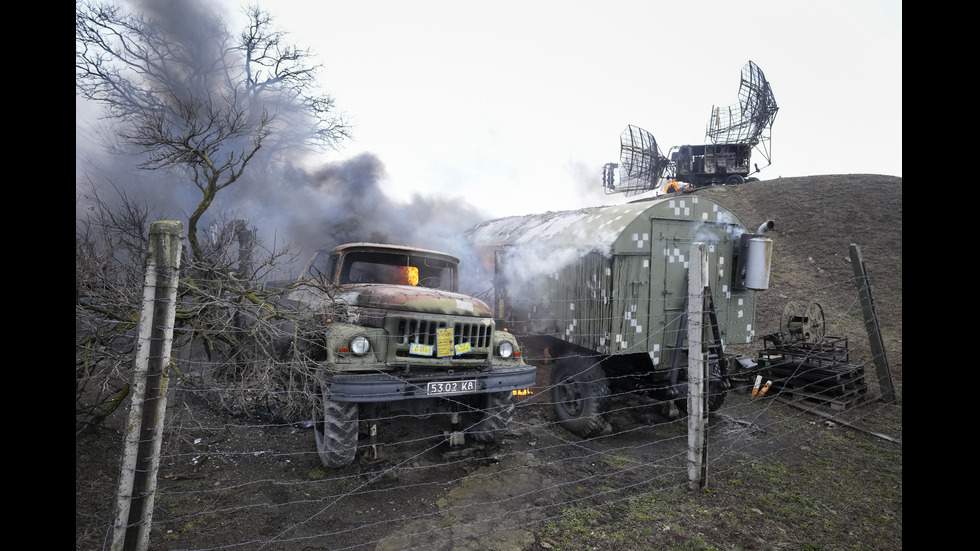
[216,151,495,291]
[77,0,496,295]
[77,136,495,293]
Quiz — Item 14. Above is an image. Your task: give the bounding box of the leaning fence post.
[848,243,897,403]
[111,221,183,551]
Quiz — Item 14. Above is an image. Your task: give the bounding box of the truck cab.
[293,243,536,467]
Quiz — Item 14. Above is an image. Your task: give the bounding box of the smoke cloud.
[217,151,495,288]
[76,138,495,290]
[76,0,495,294]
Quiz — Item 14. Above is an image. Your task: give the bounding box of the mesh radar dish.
[706,60,778,149]
[600,61,778,192]
[602,125,669,196]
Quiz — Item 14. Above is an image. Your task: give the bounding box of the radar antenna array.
[602,125,669,196]
[601,61,778,196]
[706,60,778,148]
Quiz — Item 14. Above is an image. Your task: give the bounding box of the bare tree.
[75,184,153,435]
[75,185,326,434]
[76,1,349,261]
[76,2,351,431]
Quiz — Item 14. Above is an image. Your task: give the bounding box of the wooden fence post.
[111,221,183,551]
[849,244,897,403]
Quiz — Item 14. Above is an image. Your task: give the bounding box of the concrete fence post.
[111,221,183,551]
[688,242,709,491]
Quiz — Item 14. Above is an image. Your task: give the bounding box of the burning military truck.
[468,198,774,437]
[287,243,536,467]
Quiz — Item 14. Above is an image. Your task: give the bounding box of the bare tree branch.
[76,188,324,432]
[76,1,350,432]
[76,1,349,260]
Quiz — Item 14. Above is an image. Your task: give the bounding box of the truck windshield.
[341,252,457,291]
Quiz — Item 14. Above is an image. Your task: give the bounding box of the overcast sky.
[77,0,902,271]
[215,0,901,218]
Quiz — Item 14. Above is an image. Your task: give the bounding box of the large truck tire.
[313,386,359,468]
[469,391,516,442]
[675,382,729,415]
[550,356,611,438]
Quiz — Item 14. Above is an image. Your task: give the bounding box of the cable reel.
[783,301,826,343]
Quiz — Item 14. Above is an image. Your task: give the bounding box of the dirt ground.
[75,174,902,551]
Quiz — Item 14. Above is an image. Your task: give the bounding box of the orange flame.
[400,266,419,286]
[512,388,533,396]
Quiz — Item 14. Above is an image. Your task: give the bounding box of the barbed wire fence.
[144,319,899,550]
[84,227,901,551]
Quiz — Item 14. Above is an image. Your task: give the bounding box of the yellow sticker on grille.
[409,343,432,356]
[436,327,454,357]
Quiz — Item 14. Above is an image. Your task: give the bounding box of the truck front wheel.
[551,356,611,438]
[469,392,515,442]
[313,386,359,468]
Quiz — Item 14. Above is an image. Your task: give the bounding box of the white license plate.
[426,380,477,395]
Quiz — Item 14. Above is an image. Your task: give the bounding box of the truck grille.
[390,317,492,359]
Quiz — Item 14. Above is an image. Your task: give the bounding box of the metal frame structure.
[603,61,778,195]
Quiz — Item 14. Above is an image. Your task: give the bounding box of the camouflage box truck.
[289,243,536,467]
[468,197,774,437]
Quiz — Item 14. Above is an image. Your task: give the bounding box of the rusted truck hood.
[334,285,492,317]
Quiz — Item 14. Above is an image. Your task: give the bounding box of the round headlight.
[350,335,371,355]
[498,340,514,358]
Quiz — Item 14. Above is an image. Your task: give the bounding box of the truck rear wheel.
[313,386,359,468]
[551,356,611,438]
[675,382,729,415]
[469,391,515,442]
